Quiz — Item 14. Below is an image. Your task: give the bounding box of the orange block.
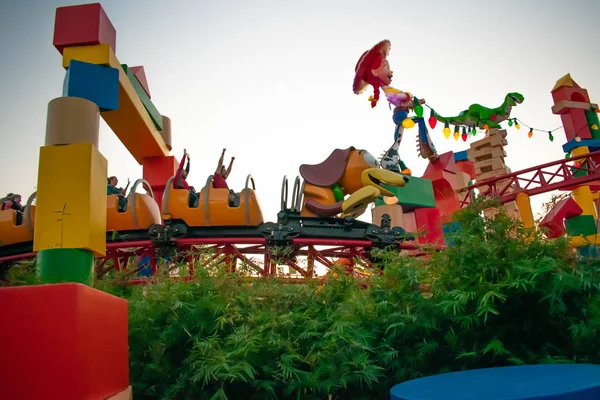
[0,283,129,400]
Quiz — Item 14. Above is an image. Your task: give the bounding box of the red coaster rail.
[458,149,600,207]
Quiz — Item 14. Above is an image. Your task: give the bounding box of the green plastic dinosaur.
[435,92,524,129]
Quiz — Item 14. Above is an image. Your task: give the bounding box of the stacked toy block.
[371,151,475,246]
[372,175,440,243]
[422,152,463,225]
[453,150,476,205]
[467,128,519,219]
[539,197,583,238]
[55,3,169,164]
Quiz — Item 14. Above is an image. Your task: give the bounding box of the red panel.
[552,86,590,104]
[424,151,456,176]
[571,109,592,140]
[130,66,151,99]
[539,197,583,238]
[0,283,128,400]
[143,155,179,188]
[456,160,476,180]
[53,3,117,54]
[414,207,444,245]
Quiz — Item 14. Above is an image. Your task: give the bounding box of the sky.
[1,0,599,225]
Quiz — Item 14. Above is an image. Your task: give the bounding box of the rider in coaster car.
[175,149,200,207]
[0,193,14,208]
[107,176,130,211]
[212,148,239,207]
[1,193,24,225]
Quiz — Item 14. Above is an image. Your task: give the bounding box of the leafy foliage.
[3,205,600,399]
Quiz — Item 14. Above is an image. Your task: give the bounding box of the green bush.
[3,205,600,399]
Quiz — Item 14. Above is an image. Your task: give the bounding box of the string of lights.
[414,100,600,143]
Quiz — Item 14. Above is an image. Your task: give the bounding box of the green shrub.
[3,204,600,399]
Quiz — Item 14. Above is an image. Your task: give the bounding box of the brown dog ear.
[300,147,354,187]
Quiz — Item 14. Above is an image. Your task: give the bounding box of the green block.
[382,176,436,212]
[585,109,600,140]
[122,64,163,131]
[37,248,94,285]
[565,214,597,236]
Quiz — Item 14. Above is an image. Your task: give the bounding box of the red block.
[53,3,117,54]
[414,207,444,245]
[143,156,180,211]
[131,66,151,99]
[424,151,456,176]
[143,155,179,188]
[456,160,476,180]
[539,197,583,238]
[0,283,129,400]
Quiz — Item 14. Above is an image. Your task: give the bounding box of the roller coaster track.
[458,149,600,207]
[1,237,444,284]
[0,175,447,284]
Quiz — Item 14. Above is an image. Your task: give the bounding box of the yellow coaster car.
[162,174,264,227]
[0,193,36,247]
[106,179,162,234]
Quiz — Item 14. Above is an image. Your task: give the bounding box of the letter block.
[34,143,108,257]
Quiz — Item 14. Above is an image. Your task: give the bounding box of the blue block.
[442,222,460,246]
[578,245,599,259]
[136,255,153,277]
[562,139,600,153]
[391,364,600,400]
[63,59,119,111]
[453,150,469,162]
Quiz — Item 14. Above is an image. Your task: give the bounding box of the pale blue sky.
[1,0,599,223]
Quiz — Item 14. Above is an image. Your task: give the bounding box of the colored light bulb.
[453,131,460,141]
[548,131,554,141]
[472,127,477,136]
[443,127,451,138]
[515,122,521,130]
[429,116,437,129]
[414,101,424,118]
[402,118,416,129]
[461,132,467,142]
[483,124,489,130]
[528,128,533,138]
[429,110,437,129]
[508,119,513,127]
[491,114,497,121]
[565,153,571,159]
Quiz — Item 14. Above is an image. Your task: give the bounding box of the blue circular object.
[390,364,600,400]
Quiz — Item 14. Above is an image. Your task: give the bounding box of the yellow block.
[62,44,115,68]
[572,185,597,218]
[568,234,600,248]
[34,143,108,256]
[61,44,169,164]
[515,192,535,229]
